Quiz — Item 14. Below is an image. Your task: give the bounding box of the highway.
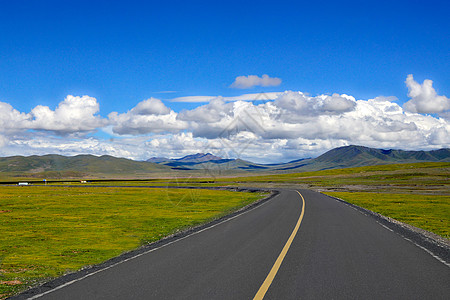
[17,189,450,299]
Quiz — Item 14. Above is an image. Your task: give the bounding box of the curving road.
[17,189,450,299]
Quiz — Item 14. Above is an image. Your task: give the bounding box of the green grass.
[0,186,266,299]
[323,192,450,239]
[209,162,450,195]
[223,162,450,185]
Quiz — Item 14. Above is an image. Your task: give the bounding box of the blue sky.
[0,0,449,162]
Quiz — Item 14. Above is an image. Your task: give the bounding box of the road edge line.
[325,194,450,268]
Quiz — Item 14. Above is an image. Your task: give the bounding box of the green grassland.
[323,192,449,239]
[223,162,450,192]
[27,162,449,239]
[78,162,449,195]
[0,186,266,299]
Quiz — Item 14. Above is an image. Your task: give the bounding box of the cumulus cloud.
[178,98,232,123]
[0,95,106,136]
[29,95,107,134]
[109,98,187,135]
[0,101,30,132]
[177,98,269,139]
[131,98,171,115]
[274,92,356,117]
[230,74,282,89]
[171,91,449,156]
[403,74,450,114]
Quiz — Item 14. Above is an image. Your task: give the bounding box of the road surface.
[18,189,450,299]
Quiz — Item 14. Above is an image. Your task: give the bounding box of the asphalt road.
[20,189,450,299]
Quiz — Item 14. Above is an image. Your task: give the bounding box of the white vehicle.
[18,182,29,186]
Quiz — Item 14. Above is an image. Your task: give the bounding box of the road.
[18,189,450,299]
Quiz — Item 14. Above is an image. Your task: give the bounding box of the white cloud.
[0,134,9,148]
[170,96,216,103]
[109,98,187,135]
[320,94,357,113]
[177,99,268,139]
[171,91,449,155]
[131,98,171,115]
[177,98,233,123]
[155,91,177,94]
[403,74,450,114]
[0,101,30,132]
[29,95,107,134]
[230,74,282,89]
[0,95,106,137]
[170,92,281,103]
[274,92,356,117]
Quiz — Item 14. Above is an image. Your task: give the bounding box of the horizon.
[1,145,449,165]
[0,1,449,164]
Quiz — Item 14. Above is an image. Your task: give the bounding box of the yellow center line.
[253,191,306,300]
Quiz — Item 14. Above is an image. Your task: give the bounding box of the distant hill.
[0,154,171,178]
[0,146,448,178]
[147,153,262,171]
[312,145,450,168]
[148,153,223,164]
[268,146,450,172]
[145,146,450,172]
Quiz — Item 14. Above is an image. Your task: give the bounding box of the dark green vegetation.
[1,146,448,180]
[0,187,266,299]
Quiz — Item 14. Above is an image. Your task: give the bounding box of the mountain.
[0,146,448,178]
[147,153,223,164]
[146,146,450,172]
[147,157,170,163]
[175,153,223,163]
[0,154,171,178]
[147,153,237,170]
[312,145,450,167]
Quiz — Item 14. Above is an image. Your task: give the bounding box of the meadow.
[126,162,448,239]
[37,162,449,238]
[324,192,449,239]
[0,186,266,299]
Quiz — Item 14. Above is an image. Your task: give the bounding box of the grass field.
[323,192,450,239]
[0,186,266,299]
[222,162,450,193]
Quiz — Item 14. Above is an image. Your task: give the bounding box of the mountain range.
[0,145,449,178]
[147,145,450,172]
